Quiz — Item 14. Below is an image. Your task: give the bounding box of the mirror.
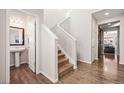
[9,26,24,46]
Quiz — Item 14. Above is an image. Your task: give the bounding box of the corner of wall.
[78,59,92,64]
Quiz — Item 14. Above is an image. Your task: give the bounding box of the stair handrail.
[42,24,58,39]
[51,16,76,42]
[51,16,70,30]
[57,25,76,41]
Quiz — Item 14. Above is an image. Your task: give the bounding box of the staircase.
[58,49,73,78]
[42,16,77,83]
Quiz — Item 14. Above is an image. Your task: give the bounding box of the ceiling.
[93,9,124,21]
[99,21,120,29]
[99,21,120,31]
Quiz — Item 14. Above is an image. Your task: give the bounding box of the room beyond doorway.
[98,21,120,60]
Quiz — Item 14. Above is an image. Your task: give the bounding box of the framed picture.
[9,26,24,46]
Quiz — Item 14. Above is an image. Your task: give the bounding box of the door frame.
[98,21,120,59]
[6,9,40,83]
[18,9,40,74]
[27,15,37,73]
[19,10,39,74]
[98,26,104,58]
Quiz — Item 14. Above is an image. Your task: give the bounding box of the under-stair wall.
[41,24,58,83]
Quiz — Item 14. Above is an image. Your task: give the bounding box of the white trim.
[35,16,40,74]
[6,10,10,84]
[78,59,92,64]
[10,61,28,67]
[55,40,59,82]
[29,64,35,72]
[119,62,124,65]
[18,9,40,74]
[40,71,58,83]
[95,58,98,60]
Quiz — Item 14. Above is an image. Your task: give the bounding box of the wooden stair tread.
[58,53,65,57]
[58,49,74,78]
[58,58,68,64]
[59,63,73,74]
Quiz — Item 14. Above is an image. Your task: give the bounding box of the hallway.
[10,54,124,84]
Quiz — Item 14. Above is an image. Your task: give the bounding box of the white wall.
[44,9,69,29]
[26,15,36,72]
[70,10,92,63]
[91,15,98,62]
[9,10,27,28]
[0,9,9,83]
[97,14,124,64]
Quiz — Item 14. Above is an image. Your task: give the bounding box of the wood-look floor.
[10,54,124,84]
[10,64,52,84]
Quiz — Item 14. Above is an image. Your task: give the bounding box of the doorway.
[98,21,120,60]
[8,9,37,83]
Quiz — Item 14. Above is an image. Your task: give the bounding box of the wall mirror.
[9,26,24,46]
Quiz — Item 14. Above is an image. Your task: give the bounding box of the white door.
[27,16,36,72]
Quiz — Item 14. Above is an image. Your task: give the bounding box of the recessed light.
[104,12,109,15]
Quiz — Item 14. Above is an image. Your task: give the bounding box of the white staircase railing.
[51,17,77,69]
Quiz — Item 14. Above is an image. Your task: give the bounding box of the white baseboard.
[119,62,124,65]
[29,64,35,72]
[36,68,40,74]
[40,71,58,83]
[95,58,98,60]
[74,65,77,69]
[78,59,92,64]
[10,61,28,67]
